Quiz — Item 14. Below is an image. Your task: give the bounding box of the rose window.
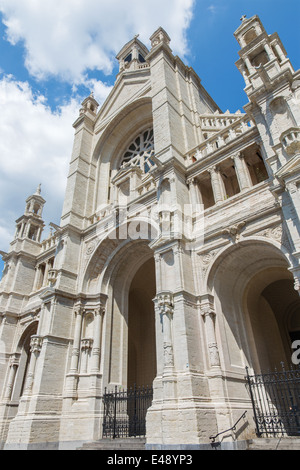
[120,128,155,173]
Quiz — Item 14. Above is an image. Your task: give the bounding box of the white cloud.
[0,74,112,251]
[0,0,195,253]
[0,0,195,83]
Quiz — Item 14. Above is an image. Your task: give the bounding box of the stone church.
[0,15,299,450]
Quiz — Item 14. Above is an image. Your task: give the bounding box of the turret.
[14,184,45,243]
[235,14,294,97]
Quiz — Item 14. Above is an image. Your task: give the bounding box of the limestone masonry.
[0,15,299,450]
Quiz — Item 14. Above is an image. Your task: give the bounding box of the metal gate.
[246,364,300,437]
[102,385,153,439]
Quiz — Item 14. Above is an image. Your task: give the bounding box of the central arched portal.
[101,241,157,439]
[127,257,157,389]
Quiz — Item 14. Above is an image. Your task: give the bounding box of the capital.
[30,336,43,354]
[156,292,174,316]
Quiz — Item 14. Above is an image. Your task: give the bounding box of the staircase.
[77,436,300,451]
[247,437,300,450]
[78,438,146,451]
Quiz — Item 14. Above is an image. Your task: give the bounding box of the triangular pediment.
[95,72,151,127]
[116,36,149,61]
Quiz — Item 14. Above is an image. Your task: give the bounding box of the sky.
[0,0,299,276]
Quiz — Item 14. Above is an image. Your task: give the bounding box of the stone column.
[157,292,175,385]
[244,57,256,76]
[32,266,40,292]
[154,253,162,293]
[200,296,220,368]
[240,63,251,86]
[232,152,253,191]
[285,181,300,253]
[274,42,286,62]
[209,166,226,204]
[91,307,105,373]
[80,338,93,374]
[264,42,276,61]
[3,354,20,400]
[23,336,43,395]
[69,307,84,373]
[187,177,203,210]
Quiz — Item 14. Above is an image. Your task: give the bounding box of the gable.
[95,72,151,129]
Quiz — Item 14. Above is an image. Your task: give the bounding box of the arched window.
[11,322,38,401]
[120,128,155,173]
[243,28,258,45]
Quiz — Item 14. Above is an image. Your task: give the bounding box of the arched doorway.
[100,239,157,439]
[246,270,300,372]
[208,239,297,373]
[13,321,38,401]
[128,257,157,388]
[207,240,300,437]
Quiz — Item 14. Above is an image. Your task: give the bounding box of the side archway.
[206,239,299,373]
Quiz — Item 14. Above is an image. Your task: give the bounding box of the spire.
[116,34,149,74]
[35,183,42,196]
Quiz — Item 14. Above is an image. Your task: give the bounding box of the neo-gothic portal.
[0,15,300,450]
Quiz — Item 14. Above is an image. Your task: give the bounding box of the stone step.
[78,438,146,451]
[247,437,300,450]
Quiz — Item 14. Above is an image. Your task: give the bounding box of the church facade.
[0,15,300,450]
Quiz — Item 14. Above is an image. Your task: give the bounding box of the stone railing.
[200,111,245,130]
[186,115,255,165]
[138,63,150,70]
[136,177,156,197]
[89,205,115,226]
[280,127,300,156]
[41,233,59,253]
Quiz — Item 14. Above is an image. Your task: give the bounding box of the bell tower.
[235,14,300,293]
[235,14,295,96]
[0,185,46,297]
[14,184,45,243]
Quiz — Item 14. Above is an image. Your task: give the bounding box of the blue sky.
[0,0,299,277]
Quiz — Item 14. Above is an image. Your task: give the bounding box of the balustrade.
[186,115,254,165]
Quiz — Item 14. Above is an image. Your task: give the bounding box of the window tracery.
[120,128,155,173]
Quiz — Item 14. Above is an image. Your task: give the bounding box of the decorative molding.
[222,221,246,243]
[198,249,221,278]
[30,335,43,354]
[253,223,292,251]
[81,338,94,351]
[156,292,174,316]
[85,240,97,257]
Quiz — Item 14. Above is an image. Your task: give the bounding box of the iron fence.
[246,364,300,437]
[102,385,153,439]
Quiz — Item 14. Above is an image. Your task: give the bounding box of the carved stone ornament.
[208,342,221,368]
[222,221,246,243]
[9,353,21,367]
[157,292,174,316]
[30,336,43,354]
[48,269,58,287]
[81,338,94,351]
[163,342,174,367]
[199,249,220,278]
[255,224,291,250]
[86,240,96,257]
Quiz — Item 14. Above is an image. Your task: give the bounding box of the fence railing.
[246,364,300,437]
[102,385,153,439]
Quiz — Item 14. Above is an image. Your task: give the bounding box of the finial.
[134,34,140,40]
[35,184,42,195]
[240,15,247,22]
